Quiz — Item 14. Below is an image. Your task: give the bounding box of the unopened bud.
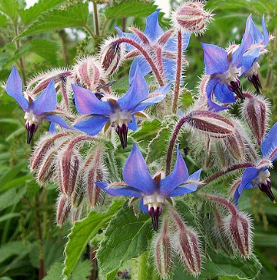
[56,195,71,226]
[173,1,212,34]
[187,110,234,138]
[171,211,201,276]
[242,94,268,145]
[223,213,252,258]
[153,218,173,279]
[100,39,123,76]
[215,142,232,169]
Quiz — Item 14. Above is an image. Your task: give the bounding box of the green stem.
[84,25,95,39]
[137,252,148,280]
[92,1,100,36]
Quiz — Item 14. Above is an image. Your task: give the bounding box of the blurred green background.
[0,0,277,279]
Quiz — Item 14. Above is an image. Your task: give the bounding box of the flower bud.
[100,39,123,76]
[214,142,231,169]
[242,94,268,145]
[223,213,252,258]
[153,218,173,279]
[187,110,234,138]
[173,1,212,34]
[171,211,201,276]
[56,195,71,226]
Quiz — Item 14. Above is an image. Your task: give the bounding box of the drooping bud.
[187,110,234,138]
[215,142,232,169]
[56,195,71,226]
[100,38,123,76]
[223,212,252,258]
[242,93,268,145]
[170,211,202,276]
[172,1,213,35]
[153,218,173,279]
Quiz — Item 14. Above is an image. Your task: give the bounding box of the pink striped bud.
[56,195,71,226]
[187,110,234,138]
[100,38,123,76]
[71,180,85,208]
[172,1,213,34]
[223,213,252,258]
[58,149,81,196]
[153,218,173,279]
[171,211,201,276]
[242,94,268,146]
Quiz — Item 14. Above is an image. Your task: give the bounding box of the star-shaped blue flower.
[5,66,72,143]
[116,10,190,83]
[73,66,171,148]
[235,122,277,205]
[96,144,201,230]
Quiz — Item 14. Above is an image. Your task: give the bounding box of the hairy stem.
[59,30,69,66]
[89,245,98,280]
[172,30,182,114]
[84,25,95,39]
[166,115,190,175]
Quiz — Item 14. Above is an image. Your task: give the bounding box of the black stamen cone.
[259,180,276,203]
[27,124,37,144]
[248,74,262,94]
[115,124,128,149]
[149,207,162,231]
[229,80,245,100]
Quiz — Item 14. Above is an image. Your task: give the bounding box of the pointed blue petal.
[162,59,176,82]
[261,122,277,161]
[32,79,57,115]
[118,66,149,111]
[214,83,236,103]
[44,114,72,130]
[139,198,148,213]
[241,47,261,74]
[144,10,164,41]
[129,57,151,84]
[160,148,189,195]
[133,83,171,113]
[128,115,137,131]
[201,43,229,75]
[123,144,155,195]
[165,32,190,52]
[48,122,56,133]
[167,186,195,197]
[262,15,269,46]
[6,66,29,111]
[96,182,142,197]
[74,115,108,136]
[248,15,263,44]
[72,84,113,115]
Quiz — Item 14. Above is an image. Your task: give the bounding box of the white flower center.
[143,193,165,211]
[217,65,240,85]
[24,111,38,126]
[252,169,270,185]
[244,62,260,78]
[109,110,132,127]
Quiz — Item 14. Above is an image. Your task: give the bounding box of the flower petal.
[32,79,57,115]
[160,148,189,195]
[133,83,171,113]
[165,32,191,52]
[44,114,72,130]
[214,83,236,103]
[241,47,261,74]
[162,58,176,82]
[144,10,164,41]
[261,122,277,161]
[6,66,29,111]
[117,66,149,111]
[96,182,142,197]
[128,57,152,84]
[128,115,137,131]
[74,115,108,136]
[48,122,56,133]
[139,198,148,213]
[123,144,155,195]
[115,26,138,51]
[72,84,113,115]
[201,43,229,75]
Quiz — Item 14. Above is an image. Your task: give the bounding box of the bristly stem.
[172,30,182,114]
[115,37,164,86]
[166,115,190,175]
[92,1,100,36]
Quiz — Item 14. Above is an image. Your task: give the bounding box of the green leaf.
[105,0,157,19]
[20,0,65,26]
[0,14,7,27]
[254,233,277,247]
[0,0,25,22]
[15,3,89,40]
[0,213,20,223]
[0,187,27,211]
[97,202,153,280]
[0,241,31,263]
[43,263,63,280]
[63,199,124,278]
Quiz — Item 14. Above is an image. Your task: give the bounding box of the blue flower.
[73,66,171,148]
[5,66,72,143]
[116,10,190,83]
[201,42,245,111]
[235,122,277,205]
[240,14,271,93]
[96,144,201,230]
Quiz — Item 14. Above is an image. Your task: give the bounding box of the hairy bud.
[242,94,268,145]
[56,195,71,226]
[223,213,252,258]
[100,39,123,76]
[153,218,173,279]
[171,211,201,276]
[172,1,212,35]
[187,110,234,138]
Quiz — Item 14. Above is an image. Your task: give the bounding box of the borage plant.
[4,1,276,279]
